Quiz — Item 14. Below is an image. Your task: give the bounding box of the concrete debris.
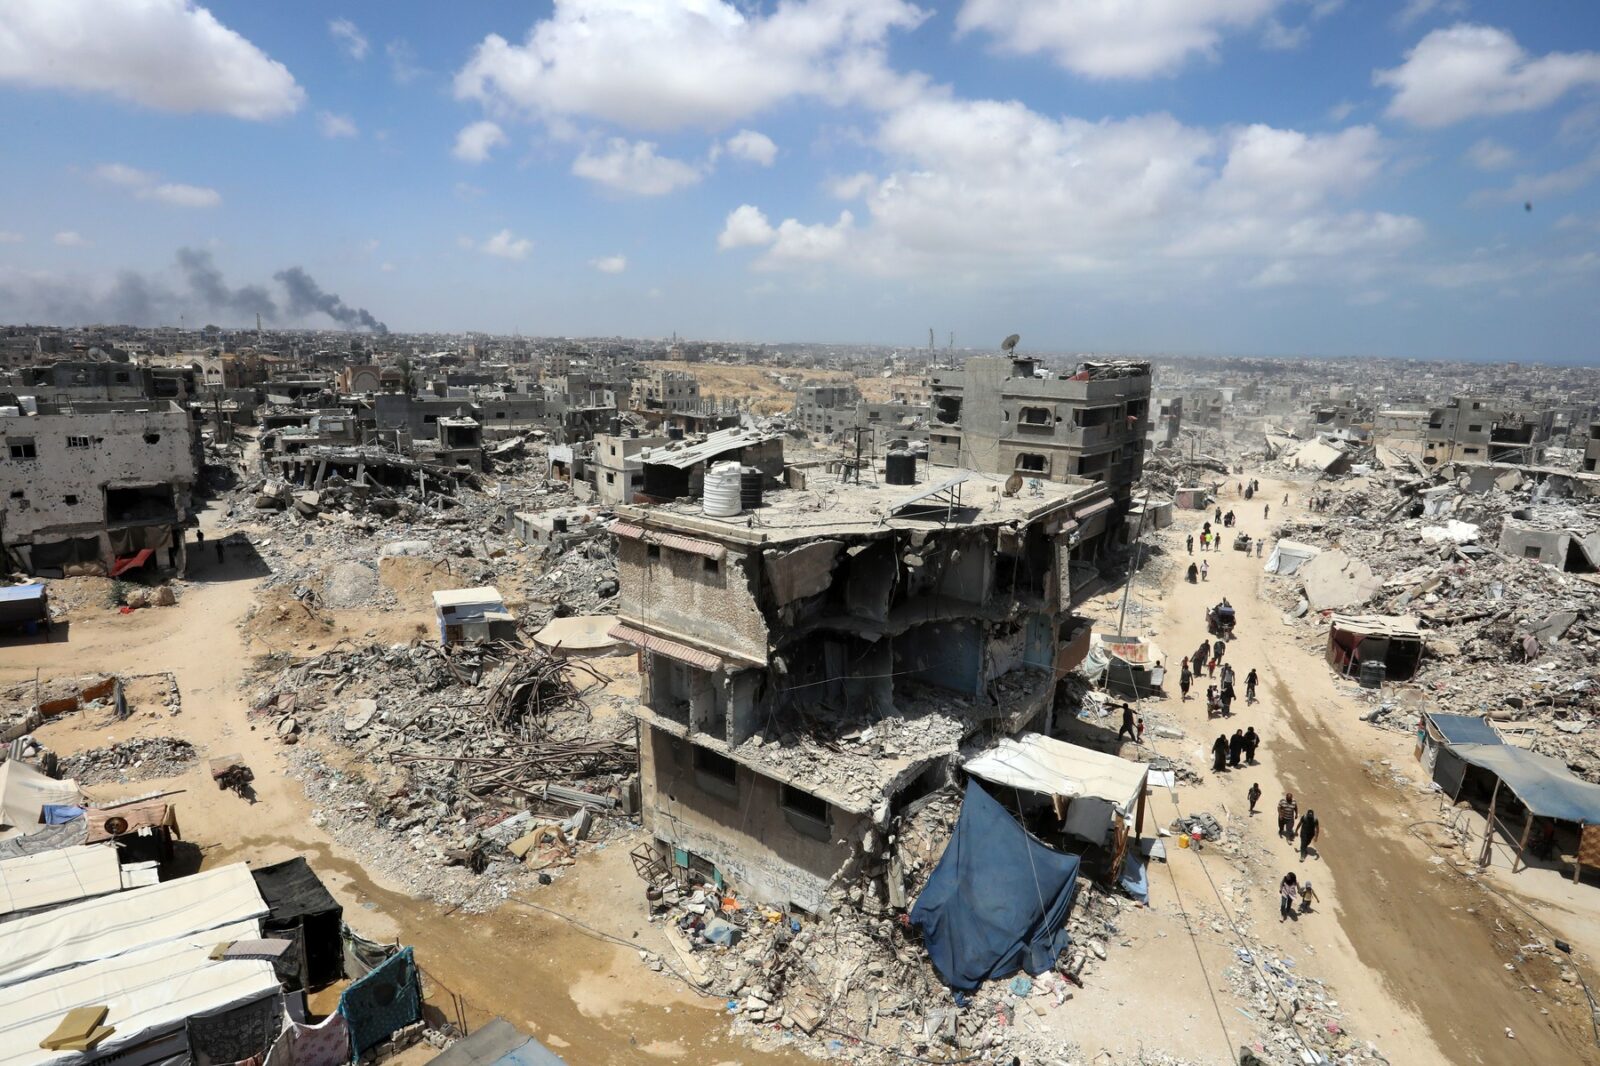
[57,736,197,784]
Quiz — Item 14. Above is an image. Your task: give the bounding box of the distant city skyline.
[3,1,1600,362]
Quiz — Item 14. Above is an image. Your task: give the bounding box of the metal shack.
[1326,614,1424,684]
[0,583,49,637]
[432,587,517,645]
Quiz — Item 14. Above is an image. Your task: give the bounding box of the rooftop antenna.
[948,331,954,349]
[1001,333,1021,354]
[928,327,934,351]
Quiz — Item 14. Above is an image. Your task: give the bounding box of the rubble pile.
[1141,451,1233,496]
[1262,472,1600,779]
[252,640,636,896]
[58,736,197,784]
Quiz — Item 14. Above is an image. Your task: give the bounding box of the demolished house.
[0,400,198,577]
[1326,614,1424,684]
[1498,516,1600,573]
[608,463,1112,913]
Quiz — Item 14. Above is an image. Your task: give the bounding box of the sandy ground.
[649,361,920,415]
[6,477,1599,1064]
[1071,476,1600,1065]
[0,506,810,1066]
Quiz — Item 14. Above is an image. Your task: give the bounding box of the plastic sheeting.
[0,844,122,918]
[1263,540,1320,576]
[251,857,344,989]
[0,762,80,840]
[0,862,267,988]
[1449,743,1600,825]
[340,946,421,1053]
[910,781,1079,991]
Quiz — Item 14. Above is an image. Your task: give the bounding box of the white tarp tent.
[0,762,80,840]
[0,919,275,1066]
[1263,539,1320,576]
[965,733,1149,846]
[0,862,267,988]
[0,845,122,919]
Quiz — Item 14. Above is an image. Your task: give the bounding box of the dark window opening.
[142,432,160,444]
[647,544,661,559]
[1016,453,1046,473]
[1019,406,1051,426]
[780,783,831,840]
[64,494,77,505]
[1524,546,1541,560]
[8,490,22,499]
[703,558,719,575]
[67,435,90,449]
[8,439,37,460]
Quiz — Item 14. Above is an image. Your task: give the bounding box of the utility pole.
[1115,486,1154,639]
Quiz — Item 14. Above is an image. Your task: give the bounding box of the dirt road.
[1118,478,1600,1065]
[0,549,809,1066]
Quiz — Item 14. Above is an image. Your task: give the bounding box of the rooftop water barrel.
[885,451,917,486]
[739,466,764,510]
[703,461,743,517]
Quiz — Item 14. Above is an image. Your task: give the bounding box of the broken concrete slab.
[1300,549,1383,611]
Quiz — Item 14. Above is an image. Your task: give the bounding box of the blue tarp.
[1428,713,1502,747]
[1449,743,1600,825]
[41,805,85,824]
[910,780,1079,991]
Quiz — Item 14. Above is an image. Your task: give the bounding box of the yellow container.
[1178,833,1189,849]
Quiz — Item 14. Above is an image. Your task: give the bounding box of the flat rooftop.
[616,465,1105,547]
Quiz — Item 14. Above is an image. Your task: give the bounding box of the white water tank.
[703,461,743,517]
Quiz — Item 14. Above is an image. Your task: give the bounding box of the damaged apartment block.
[608,455,1112,913]
[0,399,198,578]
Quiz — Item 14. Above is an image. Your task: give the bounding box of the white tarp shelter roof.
[0,861,266,988]
[1263,539,1321,576]
[0,762,80,840]
[964,733,1148,817]
[0,845,122,918]
[0,919,274,1066]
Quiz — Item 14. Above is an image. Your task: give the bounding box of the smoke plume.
[176,248,278,322]
[275,266,388,333]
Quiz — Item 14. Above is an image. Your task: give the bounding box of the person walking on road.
[1200,558,1209,581]
[1213,638,1226,663]
[1248,782,1262,814]
[1297,809,1320,860]
[1228,729,1244,768]
[1187,533,1194,554]
[1221,662,1234,689]
[1220,684,1234,716]
[1180,662,1192,701]
[1277,792,1298,840]
[1245,668,1258,703]
[1256,538,1264,558]
[214,537,225,564]
[1206,684,1220,718]
[1299,879,1319,913]
[1264,503,1270,520]
[1244,726,1260,764]
[1280,873,1300,921]
[1207,655,1218,678]
[1211,734,1229,773]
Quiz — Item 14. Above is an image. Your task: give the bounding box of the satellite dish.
[1003,472,1024,497]
[1001,334,1021,353]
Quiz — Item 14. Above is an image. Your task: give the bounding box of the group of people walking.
[1210,727,1260,771]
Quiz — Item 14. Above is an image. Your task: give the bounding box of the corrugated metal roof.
[609,521,726,560]
[607,623,724,672]
[637,427,778,470]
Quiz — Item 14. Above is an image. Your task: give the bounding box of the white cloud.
[453,120,508,163]
[1326,100,1355,122]
[1376,24,1600,128]
[591,254,628,274]
[1248,261,1299,287]
[1475,148,1600,206]
[93,162,220,207]
[329,17,368,61]
[572,139,703,196]
[478,230,533,260]
[721,98,1421,286]
[454,0,927,132]
[724,129,778,166]
[386,39,424,84]
[956,0,1283,80]
[0,0,304,120]
[380,261,396,272]
[1465,137,1515,171]
[318,112,359,139]
[145,183,221,208]
[94,162,157,187]
[53,231,89,247]
[829,172,878,199]
[718,205,775,249]
[1394,0,1466,31]
[1261,19,1308,52]
[0,232,24,244]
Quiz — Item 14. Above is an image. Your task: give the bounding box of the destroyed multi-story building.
[1424,395,1554,467]
[1149,392,1183,449]
[0,401,197,576]
[608,461,1110,912]
[592,428,668,506]
[791,384,861,436]
[927,356,1151,508]
[637,367,701,414]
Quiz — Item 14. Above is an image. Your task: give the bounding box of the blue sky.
[2,1,1600,361]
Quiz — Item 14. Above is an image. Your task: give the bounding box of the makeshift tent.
[909,780,1080,991]
[0,844,123,919]
[1326,615,1424,683]
[1449,742,1600,880]
[0,861,267,988]
[1083,634,1166,699]
[0,762,80,840]
[340,946,422,1053]
[251,857,344,988]
[0,920,275,1066]
[426,1018,568,1066]
[1263,540,1320,577]
[1416,712,1502,797]
[964,733,1148,858]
